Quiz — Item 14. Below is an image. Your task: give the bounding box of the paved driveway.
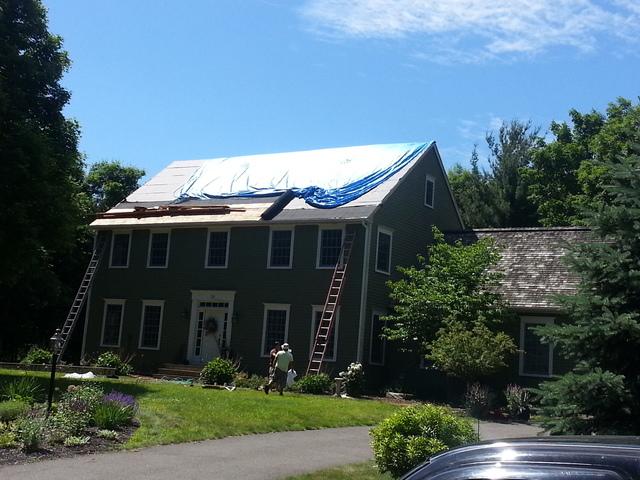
[0,422,544,480]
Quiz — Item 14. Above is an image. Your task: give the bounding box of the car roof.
[405,437,640,479]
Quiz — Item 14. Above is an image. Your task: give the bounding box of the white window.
[205,229,230,268]
[260,304,290,357]
[309,305,339,362]
[110,232,131,268]
[268,228,294,269]
[316,225,344,269]
[424,175,435,208]
[138,300,164,350]
[147,230,171,268]
[100,299,125,347]
[519,317,554,377]
[369,311,387,365]
[375,227,393,275]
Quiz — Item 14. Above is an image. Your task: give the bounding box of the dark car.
[402,437,640,480]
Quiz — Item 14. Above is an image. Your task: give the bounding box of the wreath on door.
[204,317,218,335]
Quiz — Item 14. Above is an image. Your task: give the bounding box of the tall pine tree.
[536,136,640,434]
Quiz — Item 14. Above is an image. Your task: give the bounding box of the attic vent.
[261,190,296,221]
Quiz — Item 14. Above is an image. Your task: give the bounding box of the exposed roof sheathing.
[446,227,591,312]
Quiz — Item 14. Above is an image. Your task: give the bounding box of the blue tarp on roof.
[176,141,433,208]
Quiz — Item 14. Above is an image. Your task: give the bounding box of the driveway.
[0,422,544,480]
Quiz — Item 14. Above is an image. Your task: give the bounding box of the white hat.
[282,343,290,350]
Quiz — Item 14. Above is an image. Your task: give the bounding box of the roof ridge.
[446,226,591,233]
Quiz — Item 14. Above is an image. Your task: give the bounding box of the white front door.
[188,290,235,365]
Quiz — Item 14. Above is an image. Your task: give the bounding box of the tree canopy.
[85,161,145,212]
[535,138,640,434]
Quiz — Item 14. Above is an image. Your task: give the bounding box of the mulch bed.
[0,424,137,466]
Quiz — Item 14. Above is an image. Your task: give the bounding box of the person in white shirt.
[265,343,293,395]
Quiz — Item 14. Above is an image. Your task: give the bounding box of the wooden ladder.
[306,232,356,375]
[55,239,107,362]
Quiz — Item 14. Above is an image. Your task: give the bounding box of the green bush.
[93,401,135,430]
[290,374,333,394]
[339,362,365,397]
[95,352,133,376]
[48,384,105,439]
[0,376,44,403]
[465,383,490,419]
[200,358,236,385]
[370,404,475,478]
[13,413,46,452]
[20,346,52,365]
[504,384,530,419]
[0,400,29,422]
[96,429,119,440]
[64,435,90,447]
[234,372,265,390]
[0,430,17,449]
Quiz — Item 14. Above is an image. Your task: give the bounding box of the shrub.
[465,383,490,419]
[64,435,90,447]
[0,376,44,403]
[371,404,475,477]
[234,372,265,390]
[504,384,530,420]
[97,429,119,440]
[13,413,46,452]
[200,358,236,385]
[93,401,135,430]
[0,400,29,422]
[290,374,333,394]
[103,391,138,414]
[95,352,133,376]
[20,346,52,365]
[0,430,17,449]
[48,384,105,439]
[339,362,365,397]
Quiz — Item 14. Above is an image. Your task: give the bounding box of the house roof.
[445,227,591,313]
[91,141,452,229]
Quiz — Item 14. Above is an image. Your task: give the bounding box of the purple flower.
[103,391,138,412]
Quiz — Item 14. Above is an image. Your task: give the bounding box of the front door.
[190,305,228,364]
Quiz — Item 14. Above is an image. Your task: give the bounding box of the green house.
[81,142,463,380]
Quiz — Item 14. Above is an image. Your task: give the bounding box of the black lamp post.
[47,329,63,415]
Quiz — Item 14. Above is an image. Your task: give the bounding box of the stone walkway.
[0,422,544,480]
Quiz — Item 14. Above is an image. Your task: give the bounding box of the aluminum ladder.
[55,239,106,362]
[306,232,356,375]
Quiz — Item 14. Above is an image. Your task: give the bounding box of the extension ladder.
[306,232,356,375]
[55,239,106,362]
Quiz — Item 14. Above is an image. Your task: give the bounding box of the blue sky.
[45,0,639,179]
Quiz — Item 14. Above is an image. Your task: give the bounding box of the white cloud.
[300,0,639,62]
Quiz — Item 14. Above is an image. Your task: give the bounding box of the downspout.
[356,219,372,363]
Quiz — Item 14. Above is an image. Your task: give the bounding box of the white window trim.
[138,300,165,351]
[267,226,295,269]
[100,299,125,347]
[260,303,290,358]
[204,228,230,269]
[309,305,340,362]
[146,229,171,269]
[369,310,387,366]
[424,175,435,208]
[519,316,554,378]
[374,226,393,275]
[315,224,345,269]
[109,231,132,268]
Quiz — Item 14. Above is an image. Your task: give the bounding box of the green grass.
[0,369,398,449]
[284,461,392,480]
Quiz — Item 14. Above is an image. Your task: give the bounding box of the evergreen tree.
[536,139,640,434]
[0,0,84,356]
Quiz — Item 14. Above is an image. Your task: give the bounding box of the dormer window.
[424,175,435,208]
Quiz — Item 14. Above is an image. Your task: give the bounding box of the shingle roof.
[445,227,591,312]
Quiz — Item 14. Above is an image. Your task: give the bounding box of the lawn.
[284,461,392,480]
[0,369,398,449]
